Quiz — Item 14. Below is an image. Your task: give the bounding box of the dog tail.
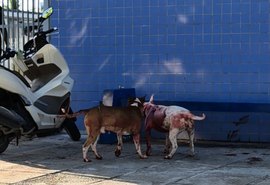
[174,112,206,121]
[58,109,90,119]
[191,113,206,121]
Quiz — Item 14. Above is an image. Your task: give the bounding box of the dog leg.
[133,134,147,159]
[115,133,123,157]
[90,134,103,160]
[164,128,179,159]
[187,129,195,156]
[145,129,152,156]
[82,136,94,162]
[164,133,171,154]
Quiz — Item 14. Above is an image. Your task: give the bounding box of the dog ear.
[149,94,154,103]
[127,97,135,105]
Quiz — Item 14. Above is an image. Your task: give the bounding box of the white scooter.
[0,7,80,154]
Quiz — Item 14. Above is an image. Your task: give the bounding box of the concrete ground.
[0,133,270,185]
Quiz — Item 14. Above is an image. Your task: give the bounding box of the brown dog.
[64,98,147,162]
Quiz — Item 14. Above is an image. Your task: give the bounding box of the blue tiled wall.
[51,1,270,138]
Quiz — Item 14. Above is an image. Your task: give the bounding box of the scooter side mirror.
[37,7,53,24]
[41,7,53,20]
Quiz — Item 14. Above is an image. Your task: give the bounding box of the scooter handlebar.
[45,27,58,34]
[36,27,58,36]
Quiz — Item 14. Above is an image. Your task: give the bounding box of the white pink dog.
[143,95,206,159]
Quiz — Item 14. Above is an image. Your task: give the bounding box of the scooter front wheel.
[63,119,81,141]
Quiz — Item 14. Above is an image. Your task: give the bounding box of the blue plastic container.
[99,88,136,144]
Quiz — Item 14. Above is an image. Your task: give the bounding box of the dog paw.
[164,155,172,159]
[115,149,121,157]
[140,155,148,159]
[95,155,103,160]
[146,149,152,156]
[83,158,91,162]
[145,148,152,156]
[188,153,195,157]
